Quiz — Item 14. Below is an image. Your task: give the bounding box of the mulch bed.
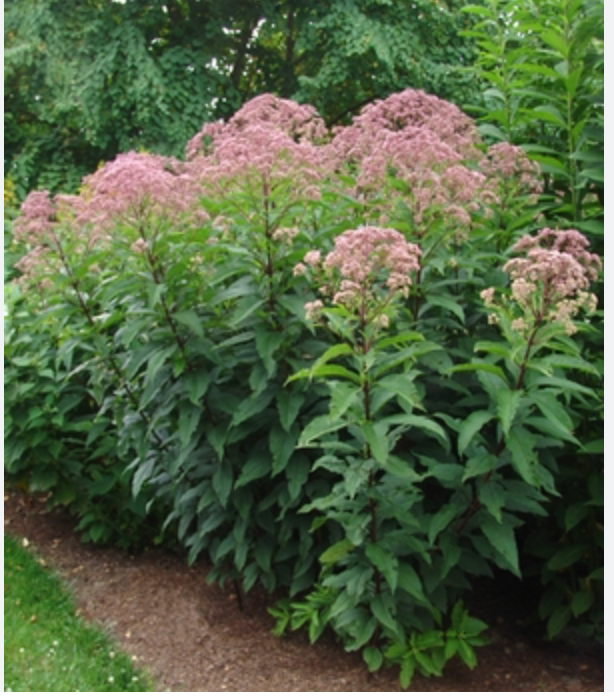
[4,488,604,692]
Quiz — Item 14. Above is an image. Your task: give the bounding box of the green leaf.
[310,364,362,383]
[88,475,116,496]
[529,391,577,443]
[231,390,275,428]
[362,646,384,672]
[255,329,284,377]
[377,373,421,409]
[506,426,539,487]
[276,389,306,432]
[547,606,572,639]
[456,639,478,670]
[362,421,389,465]
[428,504,459,545]
[496,387,521,436]
[344,458,372,498]
[28,467,58,492]
[481,518,520,576]
[312,342,354,371]
[179,403,201,447]
[366,543,399,593]
[522,417,572,445]
[269,424,299,476]
[421,294,465,322]
[530,375,596,398]
[185,367,210,406]
[399,657,416,689]
[212,465,233,507]
[533,104,567,129]
[132,456,156,498]
[299,415,346,447]
[479,481,506,523]
[383,455,421,481]
[564,503,590,532]
[446,363,507,381]
[173,309,204,338]
[145,346,176,384]
[458,410,494,455]
[397,562,426,602]
[382,414,448,448]
[319,539,354,565]
[547,544,586,571]
[462,453,497,482]
[571,590,594,617]
[235,452,270,488]
[329,382,361,420]
[375,331,424,349]
[540,28,568,55]
[370,595,399,637]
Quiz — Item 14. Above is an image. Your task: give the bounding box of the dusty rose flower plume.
[185,94,330,205]
[481,228,601,337]
[12,152,210,288]
[330,88,496,239]
[296,226,421,326]
[77,151,208,234]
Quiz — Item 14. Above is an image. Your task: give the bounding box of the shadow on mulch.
[3,488,604,692]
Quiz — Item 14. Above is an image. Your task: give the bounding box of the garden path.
[4,488,603,692]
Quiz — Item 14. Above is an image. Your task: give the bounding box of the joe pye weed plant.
[5,87,603,686]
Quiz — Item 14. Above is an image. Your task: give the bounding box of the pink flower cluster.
[480,143,543,199]
[186,93,328,159]
[77,152,208,232]
[327,89,497,236]
[296,226,421,321]
[12,152,211,287]
[331,89,479,168]
[13,190,57,245]
[185,94,331,199]
[482,228,601,336]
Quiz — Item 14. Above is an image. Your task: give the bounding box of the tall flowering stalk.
[453,228,601,534]
[289,226,436,664]
[186,94,332,328]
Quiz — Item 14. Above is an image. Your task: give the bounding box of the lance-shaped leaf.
[362,421,389,465]
[458,410,494,455]
[481,516,520,576]
[506,425,539,487]
[496,387,522,436]
[298,414,346,447]
[366,542,399,593]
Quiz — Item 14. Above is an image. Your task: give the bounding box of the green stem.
[53,235,167,448]
[454,314,543,535]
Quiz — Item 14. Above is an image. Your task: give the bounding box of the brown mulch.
[4,488,604,692]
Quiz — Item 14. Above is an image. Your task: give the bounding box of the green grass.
[4,534,152,692]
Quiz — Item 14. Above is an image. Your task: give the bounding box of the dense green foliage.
[463,0,604,640]
[464,0,604,242]
[4,535,152,691]
[5,0,480,196]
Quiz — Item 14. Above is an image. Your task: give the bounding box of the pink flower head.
[481,143,542,195]
[331,88,479,176]
[185,95,331,201]
[227,93,328,143]
[77,152,204,232]
[13,191,56,245]
[501,228,601,335]
[322,226,421,311]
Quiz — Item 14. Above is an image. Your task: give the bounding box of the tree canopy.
[5,0,480,195]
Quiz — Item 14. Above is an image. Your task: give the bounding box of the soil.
[4,488,604,692]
